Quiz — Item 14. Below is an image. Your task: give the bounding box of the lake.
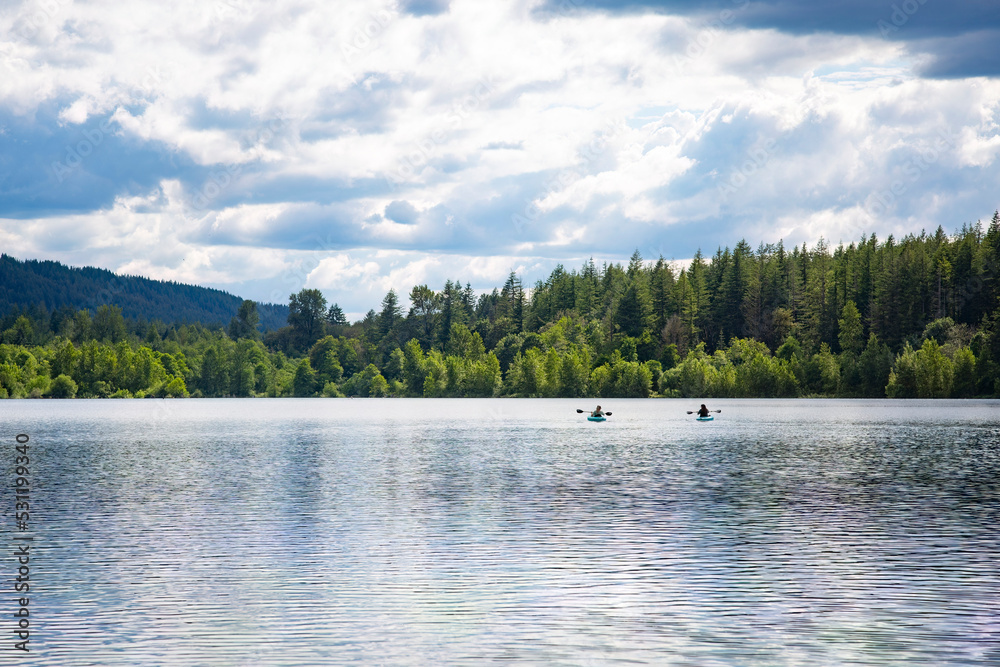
[4,398,999,665]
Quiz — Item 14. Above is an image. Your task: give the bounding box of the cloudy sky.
[2,0,999,317]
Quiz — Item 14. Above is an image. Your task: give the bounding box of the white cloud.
[58,98,91,124]
[1,0,999,313]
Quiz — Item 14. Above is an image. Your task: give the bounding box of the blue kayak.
[696,415,714,421]
[587,415,606,422]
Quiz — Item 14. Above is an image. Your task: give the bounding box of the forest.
[1,213,999,399]
[0,254,289,331]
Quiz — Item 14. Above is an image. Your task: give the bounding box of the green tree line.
[2,214,1000,399]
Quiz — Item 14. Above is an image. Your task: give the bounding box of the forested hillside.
[2,213,999,399]
[0,254,287,330]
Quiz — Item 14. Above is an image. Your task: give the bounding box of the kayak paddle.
[577,409,612,415]
[686,410,722,414]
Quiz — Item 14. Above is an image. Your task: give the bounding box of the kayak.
[696,415,714,421]
[587,415,606,422]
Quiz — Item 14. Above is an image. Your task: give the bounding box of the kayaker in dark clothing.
[696,404,710,418]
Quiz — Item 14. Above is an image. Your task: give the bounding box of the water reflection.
[7,398,999,665]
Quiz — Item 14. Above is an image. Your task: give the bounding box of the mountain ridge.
[0,253,288,331]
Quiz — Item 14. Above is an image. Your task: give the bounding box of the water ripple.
[6,398,999,665]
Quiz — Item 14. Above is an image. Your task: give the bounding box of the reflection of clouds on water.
[11,397,1000,664]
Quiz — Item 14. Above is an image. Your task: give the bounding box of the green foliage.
[152,376,189,398]
[379,290,402,341]
[952,347,976,397]
[675,345,717,397]
[384,347,405,383]
[342,364,389,397]
[51,338,80,377]
[560,347,591,397]
[292,359,317,397]
[727,338,798,397]
[288,289,328,352]
[922,317,955,345]
[92,305,128,343]
[402,339,428,396]
[506,349,546,397]
[615,283,646,338]
[617,336,638,362]
[228,300,262,340]
[458,352,503,397]
[6,220,1000,400]
[590,351,653,398]
[3,316,36,346]
[492,334,522,372]
[857,334,893,397]
[0,254,288,331]
[309,336,344,387]
[811,344,841,395]
[838,301,864,354]
[665,339,798,398]
[446,324,486,360]
[887,339,955,398]
[422,350,448,397]
[165,376,188,398]
[47,374,77,398]
[660,343,679,370]
[914,339,954,398]
[776,335,802,361]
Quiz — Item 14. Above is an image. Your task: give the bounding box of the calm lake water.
[4,398,1000,665]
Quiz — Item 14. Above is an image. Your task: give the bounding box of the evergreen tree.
[626,249,645,281]
[649,256,676,335]
[838,301,864,355]
[228,300,261,340]
[576,258,600,318]
[378,290,402,341]
[615,283,645,338]
[500,272,524,332]
[407,285,438,348]
[92,305,127,343]
[327,303,348,327]
[438,280,455,350]
[718,240,750,341]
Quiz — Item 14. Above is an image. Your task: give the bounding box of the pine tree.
[576,258,599,318]
[228,300,261,340]
[649,256,676,335]
[379,290,402,340]
[615,283,645,338]
[438,281,455,350]
[838,301,864,355]
[719,240,751,340]
[501,272,524,332]
[627,249,644,280]
[327,303,348,327]
[982,210,1000,313]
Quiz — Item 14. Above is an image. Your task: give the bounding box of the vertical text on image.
[11,434,32,653]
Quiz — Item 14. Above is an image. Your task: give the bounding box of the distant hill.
[0,254,288,331]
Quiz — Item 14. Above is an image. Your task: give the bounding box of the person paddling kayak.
[687,405,720,418]
[591,405,606,418]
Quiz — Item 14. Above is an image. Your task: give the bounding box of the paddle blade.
[576,409,584,413]
[604,412,612,416]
